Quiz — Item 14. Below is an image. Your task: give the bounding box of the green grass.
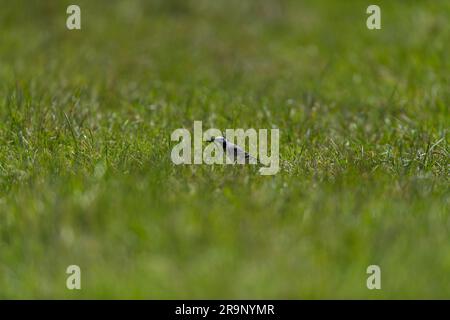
[0,0,449,298]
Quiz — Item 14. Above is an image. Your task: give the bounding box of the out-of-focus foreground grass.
[0,0,448,298]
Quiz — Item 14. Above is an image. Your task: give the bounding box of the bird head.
[207,136,226,143]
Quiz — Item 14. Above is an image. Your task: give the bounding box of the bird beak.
[207,137,214,143]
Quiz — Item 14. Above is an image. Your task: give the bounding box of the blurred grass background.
[0,0,448,298]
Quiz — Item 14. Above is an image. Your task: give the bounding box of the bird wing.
[227,143,257,164]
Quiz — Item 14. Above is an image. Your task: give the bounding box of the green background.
[0,0,448,298]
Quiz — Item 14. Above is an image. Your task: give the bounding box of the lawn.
[0,0,448,298]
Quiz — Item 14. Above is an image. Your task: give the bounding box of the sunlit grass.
[0,0,448,298]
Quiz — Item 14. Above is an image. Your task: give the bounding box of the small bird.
[207,136,257,164]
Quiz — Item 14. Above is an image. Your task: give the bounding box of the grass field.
[0,0,448,298]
